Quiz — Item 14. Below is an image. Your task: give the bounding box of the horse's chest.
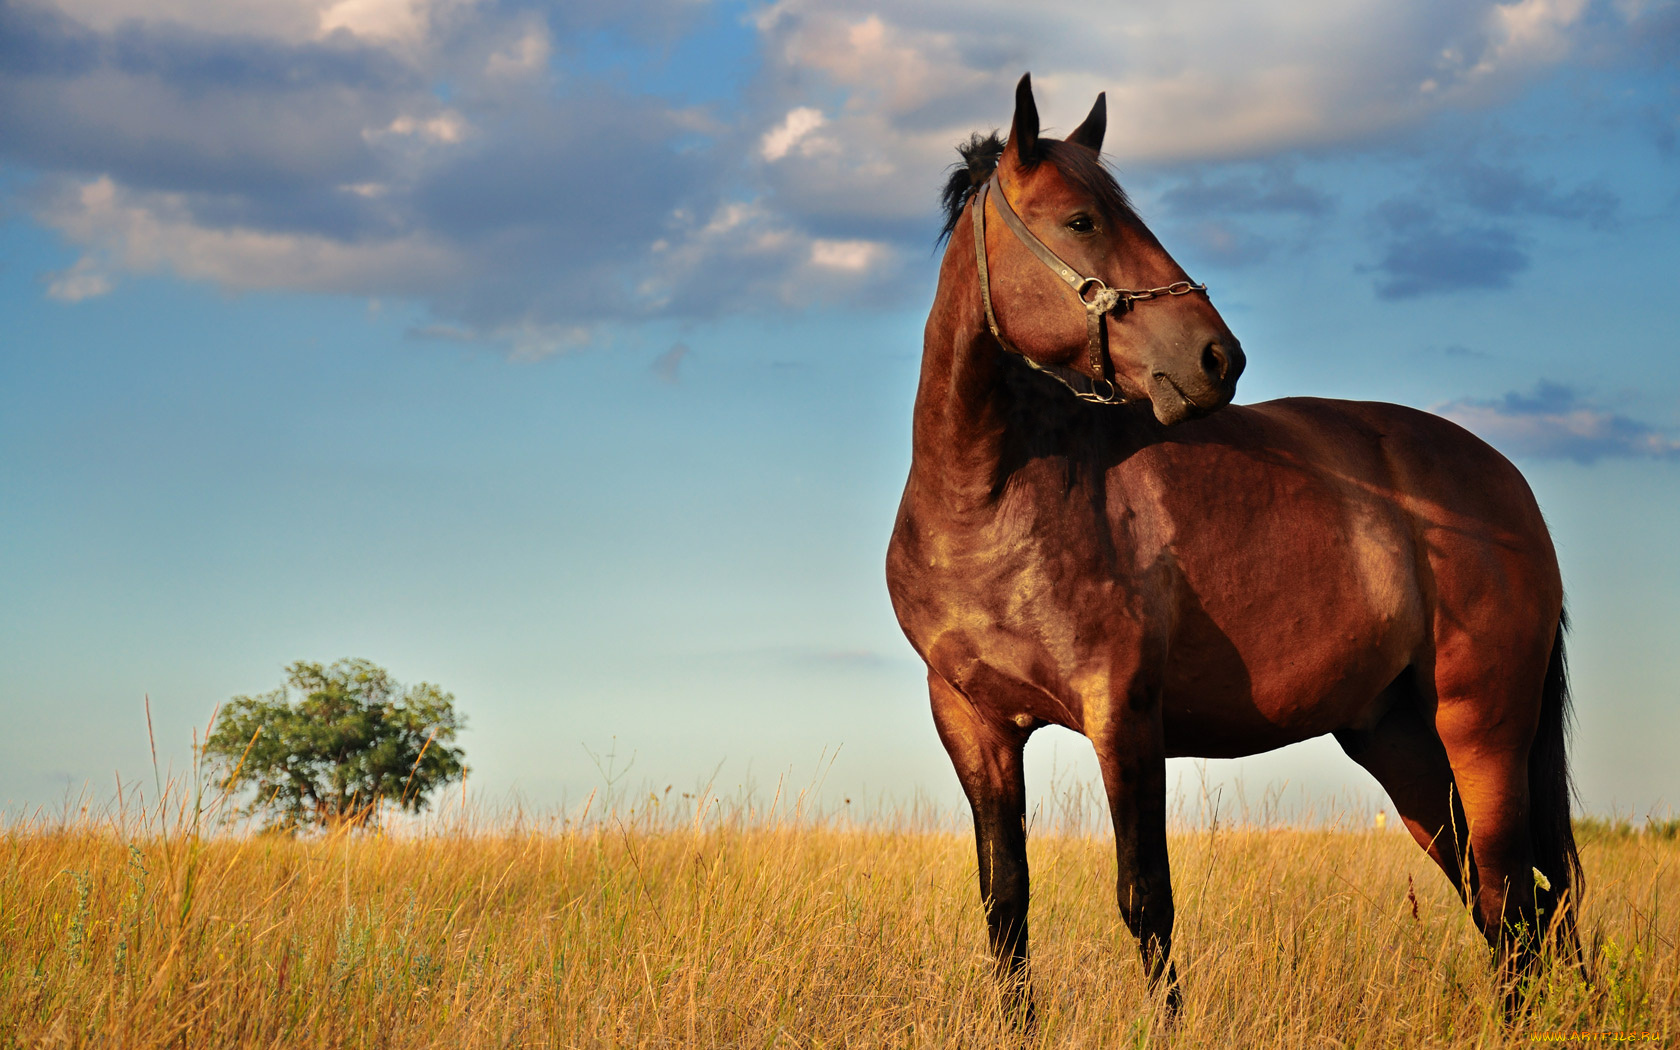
[888,515,1146,728]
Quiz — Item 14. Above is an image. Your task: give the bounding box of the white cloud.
[1437,382,1680,462]
[642,200,901,312]
[760,107,829,161]
[45,256,114,302]
[1471,0,1592,76]
[369,110,469,144]
[41,176,457,296]
[809,238,884,271]
[768,12,978,117]
[485,26,551,78]
[754,0,1607,169]
[47,0,486,53]
[319,0,408,43]
[8,0,1657,333]
[318,0,428,45]
[728,0,1648,257]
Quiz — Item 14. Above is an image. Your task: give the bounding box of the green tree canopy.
[205,658,467,831]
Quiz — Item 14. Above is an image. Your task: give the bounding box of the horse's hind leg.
[927,671,1035,1028]
[1335,674,1472,899]
[1433,657,1546,1012]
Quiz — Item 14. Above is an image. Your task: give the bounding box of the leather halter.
[972,172,1208,405]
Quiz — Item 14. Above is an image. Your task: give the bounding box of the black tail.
[1529,611,1583,960]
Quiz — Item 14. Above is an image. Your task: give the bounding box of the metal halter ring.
[1081,376,1118,403]
[1078,277,1125,316]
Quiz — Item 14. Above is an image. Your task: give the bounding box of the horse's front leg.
[928,670,1035,1028]
[1092,687,1181,1017]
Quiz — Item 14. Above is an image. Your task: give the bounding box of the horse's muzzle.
[1149,336,1242,424]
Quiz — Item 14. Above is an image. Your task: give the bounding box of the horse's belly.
[1158,588,1419,758]
[1153,464,1425,757]
[1159,655,1404,758]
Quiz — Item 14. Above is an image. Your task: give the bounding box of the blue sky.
[3,0,1679,822]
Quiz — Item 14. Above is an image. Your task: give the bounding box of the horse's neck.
[909,260,1014,515]
[912,231,1132,519]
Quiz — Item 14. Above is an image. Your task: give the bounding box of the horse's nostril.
[1202,341,1229,382]
[1225,340,1246,383]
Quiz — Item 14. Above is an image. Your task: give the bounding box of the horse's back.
[1243,397,1551,536]
[1238,397,1560,604]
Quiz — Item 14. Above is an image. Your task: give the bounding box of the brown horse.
[886,74,1580,1024]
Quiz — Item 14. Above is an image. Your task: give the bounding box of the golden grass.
[3,790,1675,1049]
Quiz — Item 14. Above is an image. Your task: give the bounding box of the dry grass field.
[2,780,1675,1049]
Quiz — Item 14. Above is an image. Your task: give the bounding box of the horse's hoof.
[1004,993,1038,1039]
[1163,981,1183,1026]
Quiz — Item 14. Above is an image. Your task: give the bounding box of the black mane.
[937,131,1137,244]
[939,132,1006,243]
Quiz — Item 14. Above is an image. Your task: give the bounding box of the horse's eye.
[1067,215,1096,234]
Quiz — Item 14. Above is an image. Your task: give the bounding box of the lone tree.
[206,658,467,830]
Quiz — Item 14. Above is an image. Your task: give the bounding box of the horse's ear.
[1007,72,1039,163]
[1067,92,1106,153]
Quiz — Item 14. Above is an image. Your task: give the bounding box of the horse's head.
[949,75,1243,425]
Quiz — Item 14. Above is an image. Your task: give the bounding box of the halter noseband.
[971,172,1208,405]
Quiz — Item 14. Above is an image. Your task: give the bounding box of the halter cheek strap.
[972,173,1208,406]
